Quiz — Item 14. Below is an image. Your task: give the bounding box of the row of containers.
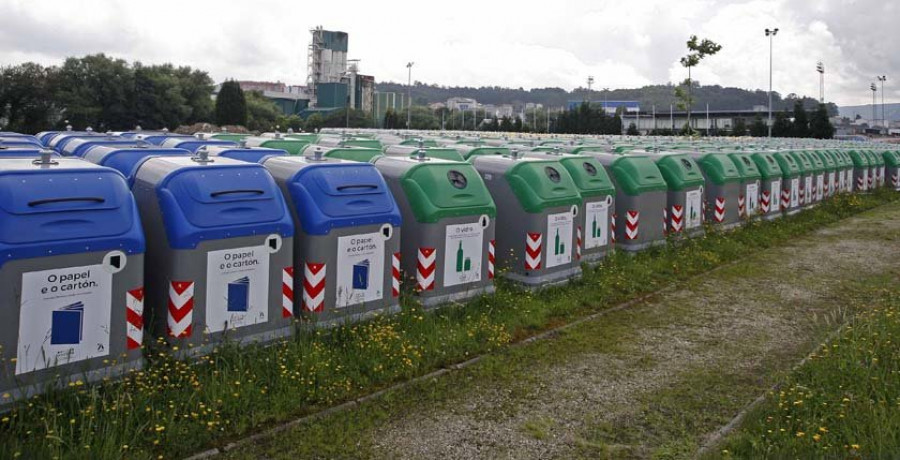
[0,128,898,403]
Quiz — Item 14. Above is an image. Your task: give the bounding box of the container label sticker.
[771,180,781,210]
[336,232,384,307]
[443,222,484,287]
[791,178,800,207]
[816,175,824,200]
[804,177,813,201]
[828,172,836,191]
[685,189,702,229]
[17,263,112,375]
[206,245,270,333]
[546,211,573,268]
[746,183,759,214]
[584,200,609,249]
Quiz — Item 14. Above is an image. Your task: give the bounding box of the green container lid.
[848,150,870,167]
[695,153,742,185]
[883,151,900,167]
[654,154,705,191]
[395,160,497,223]
[772,152,801,178]
[400,139,439,148]
[608,155,669,195]
[530,147,558,152]
[813,150,836,171]
[804,150,825,173]
[834,150,852,168]
[505,159,583,212]
[255,139,309,155]
[868,150,885,167]
[727,152,762,181]
[614,145,636,153]
[554,156,616,198]
[788,151,813,174]
[749,152,783,180]
[208,133,250,141]
[309,146,382,163]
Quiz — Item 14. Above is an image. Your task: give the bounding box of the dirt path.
[224,202,900,460]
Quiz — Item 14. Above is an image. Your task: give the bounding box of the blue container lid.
[82,145,191,186]
[159,138,237,152]
[136,133,193,145]
[143,157,294,249]
[0,134,41,146]
[264,156,402,235]
[0,158,145,267]
[49,132,106,151]
[35,131,61,146]
[63,138,142,157]
[0,138,42,149]
[204,146,287,164]
[0,147,49,158]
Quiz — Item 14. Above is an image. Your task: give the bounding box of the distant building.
[447,97,477,111]
[307,27,349,107]
[567,100,640,114]
[374,92,407,128]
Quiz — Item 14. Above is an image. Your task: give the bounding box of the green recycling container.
[848,150,871,192]
[787,151,815,207]
[831,150,854,193]
[204,133,250,142]
[284,133,319,143]
[867,150,886,188]
[301,144,383,163]
[805,150,826,204]
[373,156,497,307]
[470,153,583,288]
[451,145,509,161]
[727,152,763,219]
[749,151,784,219]
[653,153,706,236]
[690,153,743,228]
[812,150,838,198]
[882,150,900,191]
[399,139,439,148]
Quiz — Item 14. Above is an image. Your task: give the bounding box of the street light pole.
[871,83,877,129]
[765,28,779,138]
[878,75,887,129]
[816,62,825,103]
[406,62,414,129]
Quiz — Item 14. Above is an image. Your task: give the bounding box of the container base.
[420,284,497,309]
[503,266,583,289]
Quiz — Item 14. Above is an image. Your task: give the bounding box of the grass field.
[713,286,900,458]
[0,190,895,459]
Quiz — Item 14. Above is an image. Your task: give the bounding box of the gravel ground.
[367,207,900,459]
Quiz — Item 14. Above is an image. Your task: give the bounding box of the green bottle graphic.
[592,215,598,238]
[456,241,464,272]
[555,228,564,255]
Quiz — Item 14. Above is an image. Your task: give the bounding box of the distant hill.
[375,81,837,115]
[839,103,900,121]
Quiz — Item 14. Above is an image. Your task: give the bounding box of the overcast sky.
[1,0,896,106]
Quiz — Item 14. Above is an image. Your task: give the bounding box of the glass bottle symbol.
[554,228,565,255]
[591,215,598,238]
[456,241,464,272]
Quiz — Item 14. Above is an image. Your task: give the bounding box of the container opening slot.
[28,197,105,207]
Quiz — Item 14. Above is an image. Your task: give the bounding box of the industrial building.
[306,27,375,112]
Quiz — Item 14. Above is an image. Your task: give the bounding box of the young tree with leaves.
[675,35,722,134]
[215,80,247,126]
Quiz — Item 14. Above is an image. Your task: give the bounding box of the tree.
[244,90,281,131]
[499,116,514,132]
[0,63,60,133]
[276,114,304,132]
[809,103,835,139]
[53,54,136,130]
[791,100,810,138]
[731,118,748,136]
[626,122,639,135]
[132,63,190,130]
[749,115,767,137]
[407,106,439,130]
[305,113,324,132]
[772,111,792,137]
[215,80,247,126]
[675,36,722,134]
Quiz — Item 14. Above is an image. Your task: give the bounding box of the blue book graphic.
[51,301,84,345]
[227,277,250,312]
[352,260,370,290]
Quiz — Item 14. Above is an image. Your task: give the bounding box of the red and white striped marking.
[625,211,639,240]
[487,240,495,279]
[282,267,294,318]
[868,172,875,188]
[575,226,582,260]
[416,248,436,291]
[126,287,144,350]
[670,205,683,233]
[610,214,617,244]
[892,173,899,189]
[662,208,668,235]
[391,252,401,297]
[302,262,326,312]
[781,188,789,210]
[857,175,866,191]
[761,191,771,213]
[713,197,726,223]
[738,195,746,217]
[525,232,542,270]
[167,281,193,338]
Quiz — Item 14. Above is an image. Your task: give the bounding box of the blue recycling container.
[0,146,49,157]
[159,138,237,152]
[134,133,193,145]
[35,131,63,146]
[131,155,295,355]
[81,145,191,186]
[203,145,287,164]
[49,132,106,152]
[262,155,402,325]
[61,137,142,157]
[0,135,42,147]
[0,157,146,403]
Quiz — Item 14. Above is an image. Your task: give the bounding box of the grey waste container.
[749,151,784,220]
[848,150,870,192]
[653,153,706,236]
[383,145,465,162]
[787,151,815,208]
[470,153,582,288]
[583,153,668,251]
[373,155,497,307]
[82,145,191,186]
[690,153,743,229]
[202,145,287,164]
[262,153,402,326]
[132,154,294,355]
[727,152,763,220]
[0,155,145,402]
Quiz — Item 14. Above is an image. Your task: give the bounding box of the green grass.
[712,280,900,459]
[0,190,896,459]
